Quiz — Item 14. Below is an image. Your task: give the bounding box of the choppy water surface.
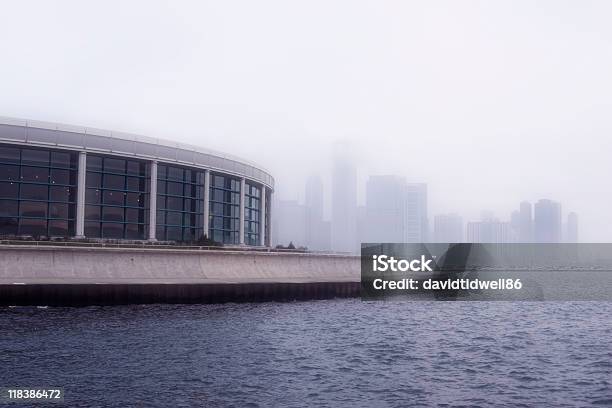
[1,300,611,407]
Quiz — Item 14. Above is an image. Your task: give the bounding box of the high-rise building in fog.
[363,175,408,242]
[405,183,428,242]
[360,176,428,244]
[272,199,307,248]
[304,175,331,251]
[433,213,463,243]
[534,199,562,243]
[331,142,357,252]
[510,210,521,242]
[567,212,578,243]
[467,219,511,243]
[519,201,533,242]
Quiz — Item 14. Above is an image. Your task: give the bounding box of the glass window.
[102,223,124,239]
[0,182,19,198]
[126,177,143,191]
[50,169,72,185]
[50,186,74,202]
[167,182,183,196]
[0,164,19,181]
[0,200,19,217]
[102,206,123,222]
[0,146,20,164]
[167,167,184,181]
[0,217,18,235]
[51,152,75,167]
[166,226,181,241]
[84,222,100,237]
[20,201,47,218]
[104,174,124,190]
[85,205,101,221]
[125,208,141,223]
[166,211,182,226]
[48,220,69,236]
[125,223,142,239]
[21,166,48,182]
[166,196,183,211]
[86,189,101,204]
[19,218,46,236]
[103,190,124,206]
[48,203,72,219]
[50,152,75,168]
[84,154,148,239]
[104,158,125,173]
[126,161,145,176]
[86,172,101,188]
[20,184,48,200]
[0,145,78,238]
[126,192,144,207]
[157,179,166,194]
[86,155,103,171]
[21,149,49,166]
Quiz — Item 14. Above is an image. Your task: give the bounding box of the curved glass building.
[0,117,273,246]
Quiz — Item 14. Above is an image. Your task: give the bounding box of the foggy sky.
[1,1,611,241]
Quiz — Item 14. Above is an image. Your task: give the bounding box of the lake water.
[1,300,611,407]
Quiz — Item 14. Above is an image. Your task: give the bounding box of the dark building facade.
[0,117,273,245]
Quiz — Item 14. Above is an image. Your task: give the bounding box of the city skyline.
[273,145,580,250]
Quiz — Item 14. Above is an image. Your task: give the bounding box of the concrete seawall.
[0,245,360,306]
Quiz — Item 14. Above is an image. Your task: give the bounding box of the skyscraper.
[331,142,357,253]
[272,199,307,248]
[304,174,331,251]
[567,212,578,243]
[519,201,533,242]
[534,199,562,243]
[405,183,428,243]
[363,175,408,242]
[433,213,463,243]
[467,219,511,243]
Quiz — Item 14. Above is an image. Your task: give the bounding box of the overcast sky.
[1,1,611,240]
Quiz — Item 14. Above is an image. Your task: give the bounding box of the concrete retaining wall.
[0,246,360,305]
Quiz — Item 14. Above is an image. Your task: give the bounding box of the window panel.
[104,174,124,190]
[103,158,125,173]
[102,206,124,222]
[21,166,48,182]
[166,226,181,241]
[103,190,124,206]
[126,192,144,207]
[125,208,141,223]
[86,172,101,188]
[101,223,124,239]
[20,184,48,200]
[0,182,19,198]
[21,149,49,166]
[20,201,47,218]
[167,182,183,196]
[0,146,20,164]
[0,164,19,181]
[0,217,18,235]
[49,169,72,185]
[0,200,19,216]
[126,176,144,191]
[86,156,103,171]
[84,222,101,238]
[85,205,101,221]
[50,151,74,168]
[86,189,101,204]
[50,186,74,202]
[48,220,69,236]
[19,218,47,236]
